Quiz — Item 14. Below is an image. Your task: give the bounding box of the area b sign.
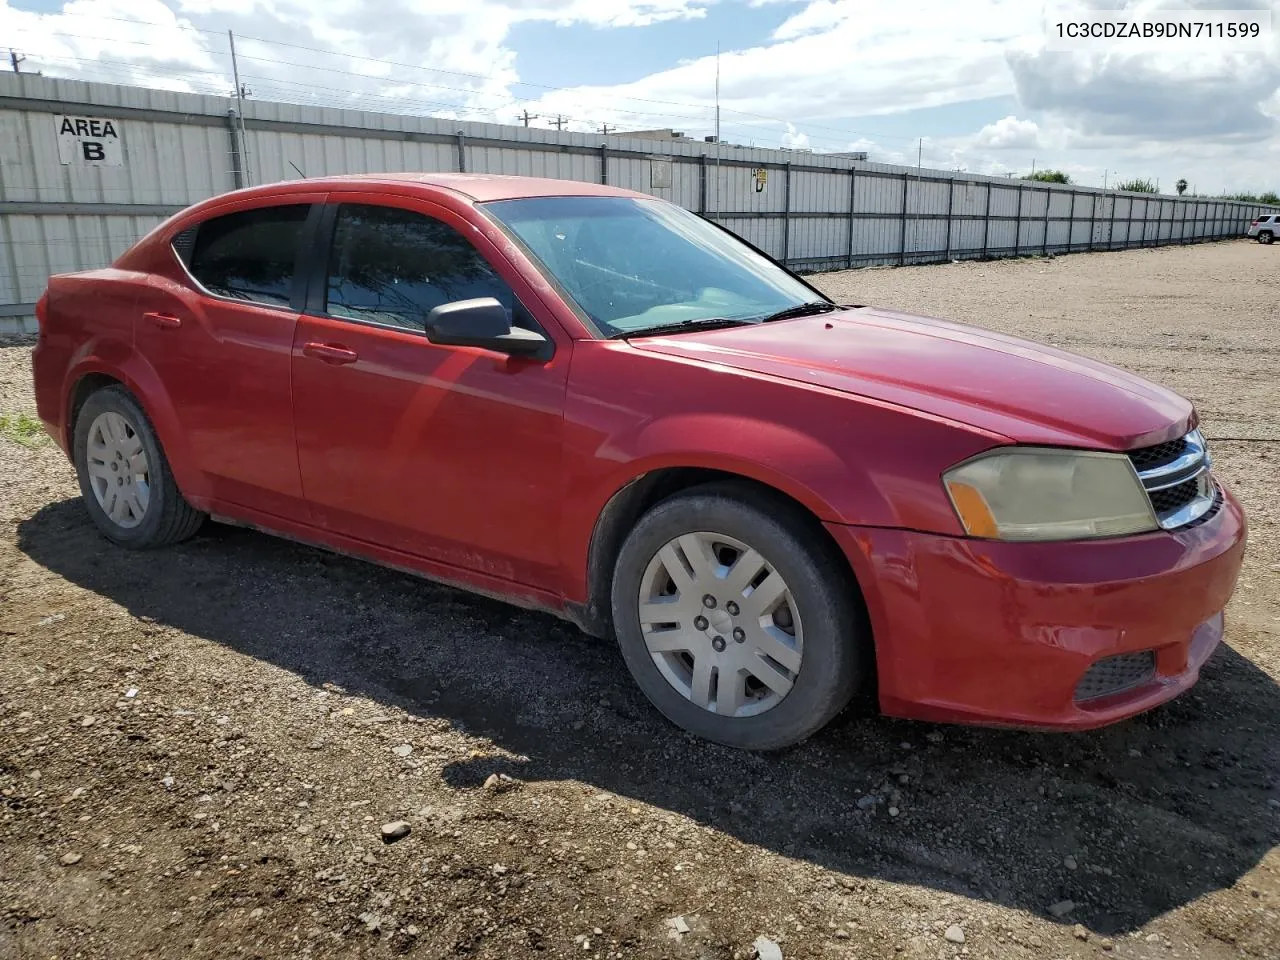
[55,115,124,166]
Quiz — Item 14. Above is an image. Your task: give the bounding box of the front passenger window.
[325,204,533,332]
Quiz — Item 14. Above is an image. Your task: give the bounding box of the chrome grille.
[1128,437,1188,471]
[1149,477,1200,515]
[1075,651,1156,701]
[1127,429,1216,530]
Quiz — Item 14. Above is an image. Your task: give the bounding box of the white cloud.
[516,1,1037,141]
[2,0,712,107]
[521,0,1280,187]
[772,0,843,40]
[3,0,1278,192]
[1,0,222,93]
[973,115,1041,150]
[780,122,809,148]
[533,0,713,27]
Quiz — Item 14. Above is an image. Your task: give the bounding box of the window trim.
[303,200,552,348]
[169,202,322,314]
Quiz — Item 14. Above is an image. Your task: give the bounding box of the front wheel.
[610,483,870,750]
[73,385,205,548]
[1259,231,1274,244]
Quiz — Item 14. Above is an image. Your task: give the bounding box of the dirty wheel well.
[579,468,865,643]
[67,373,123,446]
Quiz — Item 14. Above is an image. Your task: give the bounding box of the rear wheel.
[610,483,869,750]
[1260,231,1274,244]
[73,385,205,548]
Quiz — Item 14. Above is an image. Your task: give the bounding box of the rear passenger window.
[184,205,310,307]
[324,203,534,332]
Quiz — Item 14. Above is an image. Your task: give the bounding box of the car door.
[134,199,323,522]
[290,196,571,591]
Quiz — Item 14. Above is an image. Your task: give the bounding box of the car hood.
[629,308,1192,449]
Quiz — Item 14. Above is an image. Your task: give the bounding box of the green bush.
[1022,170,1070,184]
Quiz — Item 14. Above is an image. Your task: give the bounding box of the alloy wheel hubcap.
[86,412,150,529]
[637,531,803,718]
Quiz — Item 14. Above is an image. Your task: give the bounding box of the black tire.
[610,482,870,750]
[73,385,205,548]
[1260,231,1274,245]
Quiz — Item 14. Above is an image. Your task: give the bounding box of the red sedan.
[30,174,1246,750]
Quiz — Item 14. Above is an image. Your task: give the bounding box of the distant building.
[615,128,697,142]
[827,151,869,161]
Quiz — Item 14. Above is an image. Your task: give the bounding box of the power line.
[13,13,921,145]
[9,50,233,85]
[22,36,687,130]
[23,48,746,147]
[215,27,921,141]
[227,31,920,143]
[12,46,908,154]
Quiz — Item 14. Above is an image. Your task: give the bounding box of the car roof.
[226,173,650,204]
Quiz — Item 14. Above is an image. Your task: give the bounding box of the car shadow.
[16,498,1280,936]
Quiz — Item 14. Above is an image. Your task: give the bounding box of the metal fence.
[2,71,1276,334]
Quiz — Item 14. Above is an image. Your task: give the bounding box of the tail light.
[35,292,49,334]
[1251,219,1260,226]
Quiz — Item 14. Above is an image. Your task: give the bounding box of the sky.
[2,0,1279,194]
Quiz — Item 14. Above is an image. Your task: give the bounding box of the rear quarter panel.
[32,269,209,503]
[33,270,141,447]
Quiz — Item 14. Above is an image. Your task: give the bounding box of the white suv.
[1248,214,1277,243]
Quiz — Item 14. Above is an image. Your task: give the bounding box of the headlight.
[944,448,1158,541]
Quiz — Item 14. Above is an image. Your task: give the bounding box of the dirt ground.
[2,240,1278,960]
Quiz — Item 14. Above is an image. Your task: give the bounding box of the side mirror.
[424,298,550,358]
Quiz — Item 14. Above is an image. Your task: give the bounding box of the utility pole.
[518,109,540,127]
[1103,168,1108,189]
[9,49,25,73]
[704,44,723,214]
[1031,157,1036,176]
[714,42,721,145]
[913,138,923,254]
[599,123,615,135]
[550,115,567,131]
[228,30,252,187]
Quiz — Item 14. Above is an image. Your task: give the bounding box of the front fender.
[601,412,884,523]
[559,411,897,607]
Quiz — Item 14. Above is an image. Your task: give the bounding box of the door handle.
[143,311,182,329]
[302,341,358,365]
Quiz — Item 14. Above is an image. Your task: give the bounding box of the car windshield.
[483,196,823,336]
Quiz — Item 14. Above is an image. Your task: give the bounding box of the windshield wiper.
[756,300,840,323]
[607,317,751,339]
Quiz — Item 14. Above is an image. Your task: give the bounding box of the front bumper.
[827,486,1247,730]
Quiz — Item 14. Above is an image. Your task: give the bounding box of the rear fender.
[62,342,211,508]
